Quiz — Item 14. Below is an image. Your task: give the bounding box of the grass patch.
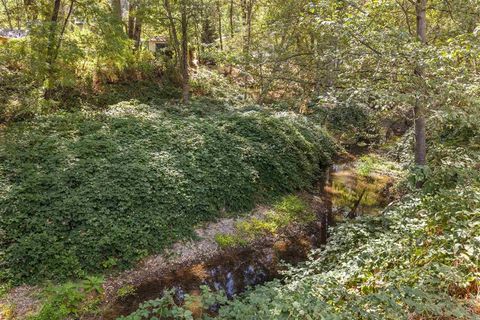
[215,195,315,247]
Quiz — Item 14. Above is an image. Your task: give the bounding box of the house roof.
[149,36,168,43]
[0,29,28,39]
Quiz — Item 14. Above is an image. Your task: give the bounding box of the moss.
[225,195,315,241]
[116,285,136,299]
[214,234,248,248]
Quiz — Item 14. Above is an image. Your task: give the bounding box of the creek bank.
[102,154,399,319]
[0,153,399,320]
[100,187,331,319]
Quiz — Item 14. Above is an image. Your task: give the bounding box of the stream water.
[103,160,394,319]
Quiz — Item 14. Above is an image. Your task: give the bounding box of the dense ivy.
[0,102,337,284]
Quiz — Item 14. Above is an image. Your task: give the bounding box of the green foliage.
[356,155,376,176]
[210,129,480,319]
[123,118,480,319]
[117,285,136,299]
[312,102,381,146]
[0,102,336,284]
[215,195,314,247]
[118,286,229,320]
[214,234,247,249]
[27,276,104,320]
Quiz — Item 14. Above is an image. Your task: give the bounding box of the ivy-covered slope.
[0,102,337,284]
[122,110,480,320]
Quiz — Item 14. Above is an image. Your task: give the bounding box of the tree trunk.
[44,0,62,99]
[164,0,181,65]
[229,0,234,38]
[180,1,190,103]
[128,2,136,39]
[217,1,223,50]
[111,0,122,21]
[133,13,142,50]
[414,0,427,169]
[242,0,253,99]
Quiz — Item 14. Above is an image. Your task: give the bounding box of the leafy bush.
[0,102,337,284]
[27,276,104,320]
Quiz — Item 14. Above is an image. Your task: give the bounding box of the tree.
[180,0,190,102]
[43,0,62,99]
[164,0,190,103]
[414,0,427,169]
[217,1,223,50]
[128,0,143,50]
[111,0,122,22]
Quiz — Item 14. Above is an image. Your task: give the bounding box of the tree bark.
[180,0,190,103]
[217,1,223,50]
[133,18,142,50]
[229,0,234,38]
[44,0,62,99]
[111,0,122,21]
[164,0,181,64]
[128,2,136,39]
[414,0,427,169]
[53,0,75,62]
[242,0,253,99]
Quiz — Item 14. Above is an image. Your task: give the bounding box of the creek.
[103,157,394,319]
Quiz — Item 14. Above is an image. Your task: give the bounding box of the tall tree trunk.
[53,0,74,61]
[217,1,223,50]
[111,0,122,21]
[133,17,142,50]
[242,0,253,99]
[180,1,190,103]
[128,2,136,39]
[164,0,181,64]
[414,0,427,170]
[229,0,234,38]
[44,0,62,99]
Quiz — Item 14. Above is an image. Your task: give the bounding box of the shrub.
[0,102,336,284]
[27,276,103,320]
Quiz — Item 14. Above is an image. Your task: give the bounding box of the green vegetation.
[236,195,314,237]
[116,285,137,299]
[215,195,315,248]
[122,113,480,319]
[214,234,247,249]
[0,102,336,284]
[1,0,479,319]
[27,276,103,320]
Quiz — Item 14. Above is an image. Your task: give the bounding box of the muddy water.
[104,161,392,319]
[103,223,326,319]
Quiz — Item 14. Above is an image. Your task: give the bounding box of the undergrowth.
[0,101,337,284]
[121,112,480,319]
[214,195,314,248]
